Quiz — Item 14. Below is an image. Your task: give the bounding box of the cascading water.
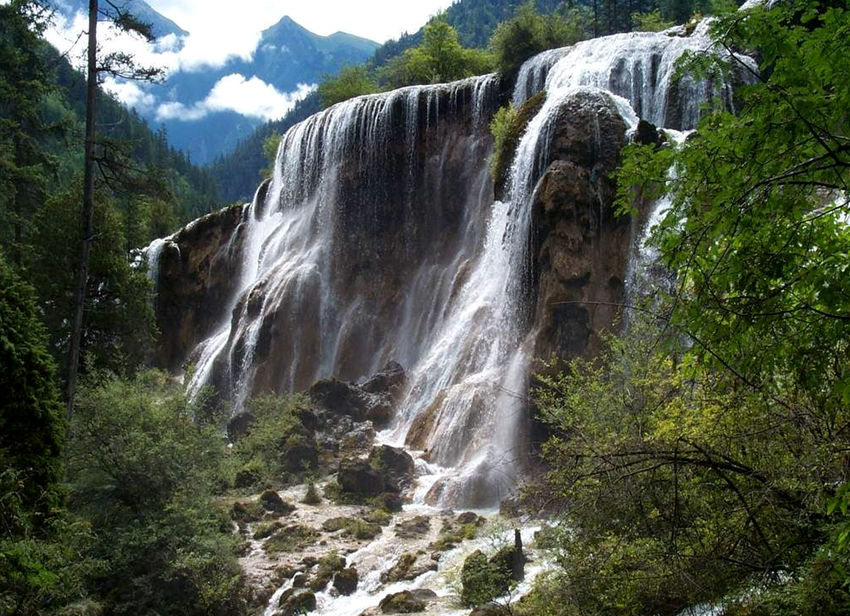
[144,17,760,616]
[152,17,754,511]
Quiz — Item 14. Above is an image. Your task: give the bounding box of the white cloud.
[155,75,315,122]
[103,78,156,109]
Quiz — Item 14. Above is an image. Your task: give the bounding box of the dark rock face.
[153,204,248,373]
[337,445,415,499]
[368,445,415,493]
[333,567,358,595]
[308,362,407,429]
[337,459,385,497]
[226,411,254,440]
[529,89,637,363]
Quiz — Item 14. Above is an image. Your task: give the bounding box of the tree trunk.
[66,0,98,421]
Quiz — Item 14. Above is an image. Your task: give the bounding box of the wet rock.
[368,445,415,492]
[456,511,485,526]
[226,411,254,440]
[281,434,319,472]
[381,553,417,583]
[469,604,508,616]
[260,490,295,516]
[308,363,406,430]
[310,553,346,591]
[379,590,427,613]
[360,361,406,397]
[309,379,366,420]
[530,88,633,365]
[333,567,359,595]
[230,500,264,524]
[395,516,431,539]
[340,422,376,452]
[278,590,316,616]
[153,204,248,374]
[292,573,310,587]
[338,459,386,497]
[381,552,437,583]
[252,521,284,540]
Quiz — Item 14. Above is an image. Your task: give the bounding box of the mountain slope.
[140,14,378,164]
[49,0,189,39]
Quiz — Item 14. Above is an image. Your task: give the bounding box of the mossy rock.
[460,550,511,607]
[379,590,426,613]
[490,91,547,200]
[394,515,430,539]
[263,525,320,554]
[260,489,295,515]
[333,567,359,595]
[252,520,284,540]
[278,590,317,616]
[321,516,354,532]
[343,519,382,540]
[310,552,347,591]
[381,552,417,583]
[363,508,393,526]
[230,500,264,523]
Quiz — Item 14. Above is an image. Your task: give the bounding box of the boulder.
[333,567,359,595]
[379,590,427,613]
[338,459,386,496]
[373,492,404,513]
[278,590,316,616]
[226,411,255,440]
[368,445,415,493]
[260,490,295,516]
[282,434,319,472]
[394,516,431,539]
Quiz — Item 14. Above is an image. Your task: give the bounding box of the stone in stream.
[378,589,436,613]
[277,589,316,616]
[394,515,431,539]
[333,567,359,595]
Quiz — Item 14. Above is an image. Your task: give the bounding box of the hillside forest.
[2,1,849,616]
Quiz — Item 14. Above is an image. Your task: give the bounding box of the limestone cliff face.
[153,202,251,372]
[528,90,633,363]
[150,87,647,387]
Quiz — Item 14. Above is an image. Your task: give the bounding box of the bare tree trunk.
[66,0,98,422]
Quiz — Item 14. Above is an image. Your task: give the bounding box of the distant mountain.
[142,15,378,164]
[47,3,378,165]
[49,0,189,39]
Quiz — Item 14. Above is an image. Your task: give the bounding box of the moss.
[363,508,392,526]
[460,550,510,607]
[310,552,347,591]
[252,521,284,540]
[263,525,320,554]
[230,500,264,523]
[489,91,547,200]
[381,552,418,583]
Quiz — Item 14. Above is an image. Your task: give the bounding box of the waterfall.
[154,19,754,510]
[517,20,757,130]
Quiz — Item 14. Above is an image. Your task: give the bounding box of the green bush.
[489,2,589,78]
[489,91,546,196]
[318,65,379,109]
[460,550,511,607]
[68,371,249,616]
[380,15,494,88]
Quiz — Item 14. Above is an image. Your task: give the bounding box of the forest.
[2,1,849,616]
